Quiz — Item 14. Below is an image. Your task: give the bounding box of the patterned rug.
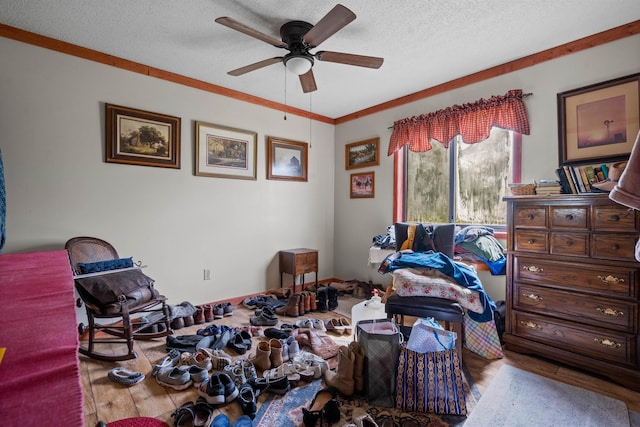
[254,365,479,427]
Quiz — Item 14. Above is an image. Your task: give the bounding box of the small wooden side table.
[279,248,318,293]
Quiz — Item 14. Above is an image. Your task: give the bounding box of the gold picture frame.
[194,121,257,180]
[345,137,380,170]
[105,104,180,169]
[558,72,640,165]
[266,136,308,182]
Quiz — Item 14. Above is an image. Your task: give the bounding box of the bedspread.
[0,250,84,427]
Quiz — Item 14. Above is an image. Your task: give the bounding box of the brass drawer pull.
[597,307,624,317]
[611,215,620,222]
[527,239,535,244]
[522,265,543,273]
[523,293,543,302]
[565,240,573,246]
[610,244,620,251]
[594,338,622,349]
[565,214,574,220]
[527,214,535,220]
[520,320,541,329]
[597,275,624,284]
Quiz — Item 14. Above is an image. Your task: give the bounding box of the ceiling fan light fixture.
[284,55,313,75]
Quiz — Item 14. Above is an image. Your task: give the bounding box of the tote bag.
[395,345,467,415]
[356,318,403,407]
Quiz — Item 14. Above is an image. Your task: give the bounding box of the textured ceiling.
[1,1,639,118]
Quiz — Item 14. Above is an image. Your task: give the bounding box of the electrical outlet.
[203,269,211,280]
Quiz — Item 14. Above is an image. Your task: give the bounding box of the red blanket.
[0,250,84,427]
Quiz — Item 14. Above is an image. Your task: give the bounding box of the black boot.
[316,288,328,313]
[327,286,339,311]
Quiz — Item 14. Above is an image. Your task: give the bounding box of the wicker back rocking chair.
[65,236,171,361]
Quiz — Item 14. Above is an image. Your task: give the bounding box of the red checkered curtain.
[387,89,530,155]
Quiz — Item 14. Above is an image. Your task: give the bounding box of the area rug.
[254,365,479,427]
[464,364,631,427]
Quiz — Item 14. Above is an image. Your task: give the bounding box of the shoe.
[233,415,253,427]
[316,288,329,312]
[183,314,195,327]
[249,341,271,372]
[199,348,233,370]
[187,365,209,384]
[194,306,206,324]
[268,338,284,368]
[166,334,204,353]
[197,324,220,337]
[203,304,215,322]
[264,327,289,340]
[152,349,180,376]
[210,414,231,427]
[172,401,195,427]
[250,307,278,326]
[247,374,290,396]
[156,366,192,390]
[213,304,224,319]
[224,363,246,386]
[239,358,257,381]
[196,326,233,350]
[286,336,300,360]
[193,397,214,427]
[107,367,145,386]
[274,293,301,317]
[219,372,239,402]
[302,386,341,427]
[352,407,379,427]
[324,346,355,397]
[227,331,248,355]
[223,302,233,317]
[241,325,264,337]
[295,318,315,329]
[236,383,257,419]
[181,349,213,371]
[293,350,329,379]
[349,341,365,394]
[327,286,339,311]
[339,317,353,335]
[171,317,185,330]
[263,361,300,383]
[198,372,237,404]
[238,329,253,350]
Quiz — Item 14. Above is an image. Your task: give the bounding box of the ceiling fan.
[215,4,384,93]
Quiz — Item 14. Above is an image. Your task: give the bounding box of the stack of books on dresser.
[535,180,562,195]
[555,163,611,194]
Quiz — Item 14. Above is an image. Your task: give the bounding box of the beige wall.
[333,34,640,301]
[0,37,335,306]
[1,33,639,306]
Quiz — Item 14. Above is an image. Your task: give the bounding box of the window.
[403,127,519,227]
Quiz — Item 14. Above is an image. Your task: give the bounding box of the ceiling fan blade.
[227,57,283,76]
[215,17,287,48]
[303,4,356,48]
[316,51,384,68]
[299,69,317,93]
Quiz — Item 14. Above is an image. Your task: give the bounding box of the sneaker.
[311,318,327,332]
[107,368,145,386]
[199,348,233,370]
[152,349,181,376]
[219,372,239,402]
[222,302,233,317]
[250,310,278,327]
[248,374,290,396]
[223,362,246,386]
[237,383,257,419]
[213,304,224,319]
[198,372,226,405]
[187,365,210,384]
[156,366,192,390]
[239,359,257,381]
[181,350,213,371]
[286,336,300,360]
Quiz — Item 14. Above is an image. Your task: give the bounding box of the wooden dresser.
[504,194,640,391]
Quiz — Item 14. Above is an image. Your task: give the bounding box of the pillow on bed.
[78,257,134,274]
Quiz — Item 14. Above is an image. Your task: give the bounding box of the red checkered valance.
[387,89,531,156]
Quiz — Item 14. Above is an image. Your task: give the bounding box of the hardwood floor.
[80,299,640,426]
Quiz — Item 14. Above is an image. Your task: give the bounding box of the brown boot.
[302,291,311,314]
[349,341,365,394]
[268,338,283,368]
[249,340,271,372]
[309,292,317,312]
[324,345,355,397]
[298,292,306,315]
[275,294,301,317]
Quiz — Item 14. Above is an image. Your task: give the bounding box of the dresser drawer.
[514,207,547,228]
[512,311,635,366]
[513,256,637,298]
[294,252,318,273]
[514,283,637,333]
[550,206,588,229]
[514,230,548,253]
[593,205,638,232]
[550,232,588,257]
[592,234,639,261]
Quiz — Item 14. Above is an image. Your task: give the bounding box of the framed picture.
[350,171,375,198]
[195,121,257,180]
[558,72,640,165]
[266,136,308,181]
[345,137,380,170]
[105,104,180,168]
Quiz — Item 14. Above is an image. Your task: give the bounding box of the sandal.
[172,401,195,427]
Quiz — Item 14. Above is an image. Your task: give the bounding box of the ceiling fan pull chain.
[309,93,312,148]
[283,68,287,120]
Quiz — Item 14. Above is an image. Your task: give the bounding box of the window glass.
[405,127,513,226]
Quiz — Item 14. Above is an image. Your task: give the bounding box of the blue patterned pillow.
[78,257,134,274]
